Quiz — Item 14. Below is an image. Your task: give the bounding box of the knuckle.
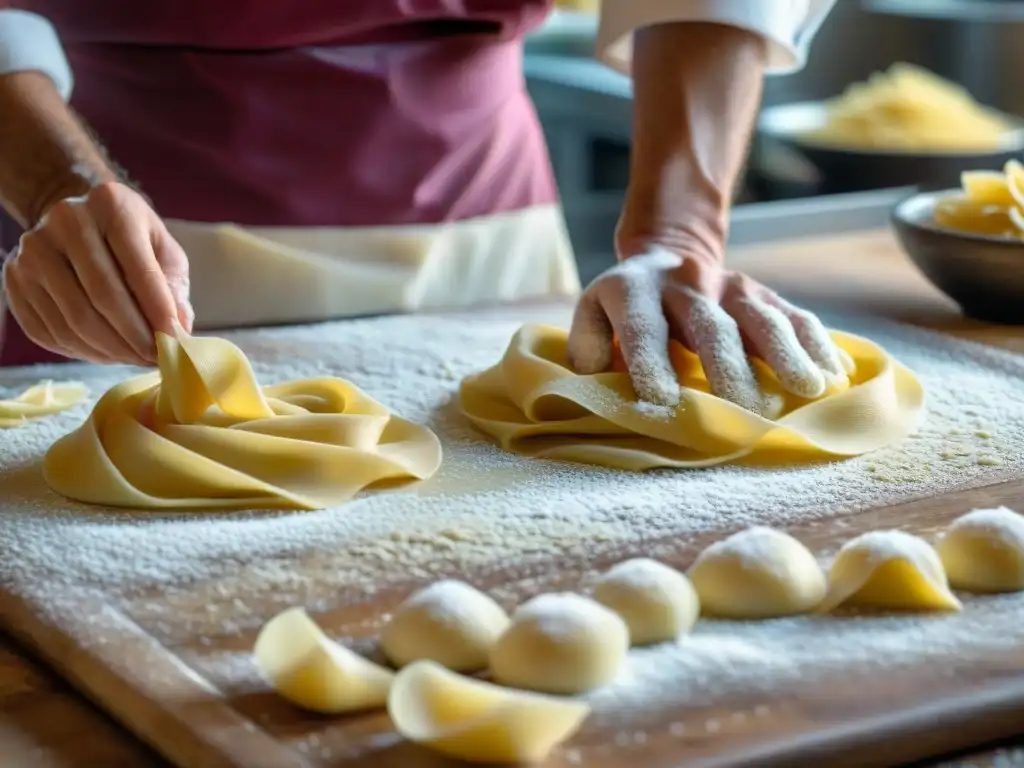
[87,180,124,212]
[42,198,79,230]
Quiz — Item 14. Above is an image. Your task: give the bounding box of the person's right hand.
[2,181,193,365]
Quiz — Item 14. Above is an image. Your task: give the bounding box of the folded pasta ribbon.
[459,324,924,469]
[0,380,87,428]
[44,330,442,509]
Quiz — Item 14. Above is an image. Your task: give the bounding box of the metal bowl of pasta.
[751,63,1024,199]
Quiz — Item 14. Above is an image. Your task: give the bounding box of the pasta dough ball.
[254,607,394,714]
[388,660,590,764]
[489,593,629,695]
[381,580,510,673]
[937,507,1024,593]
[687,526,826,619]
[591,558,699,645]
[819,530,962,612]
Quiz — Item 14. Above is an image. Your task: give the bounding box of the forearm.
[0,71,118,228]
[618,22,767,262]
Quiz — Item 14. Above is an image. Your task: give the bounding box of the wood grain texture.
[3,227,1024,768]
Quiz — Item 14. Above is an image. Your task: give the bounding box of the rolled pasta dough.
[43,328,441,510]
[380,580,510,672]
[592,558,699,645]
[253,607,394,714]
[489,593,628,695]
[937,507,1024,592]
[458,324,924,469]
[0,380,87,428]
[688,527,826,619]
[388,660,590,764]
[819,530,962,612]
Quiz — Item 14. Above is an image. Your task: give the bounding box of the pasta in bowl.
[754,64,1024,195]
[891,171,1024,325]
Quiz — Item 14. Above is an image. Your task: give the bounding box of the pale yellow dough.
[380,580,510,672]
[253,607,394,714]
[937,507,1024,593]
[458,325,924,469]
[388,660,590,765]
[819,530,962,613]
[688,527,827,619]
[489,593,629,695]
[0,380,87,428]
[592,558,699,645]
[43,329,442,509]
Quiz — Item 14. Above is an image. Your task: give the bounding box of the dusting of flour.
[1,304,1023,655]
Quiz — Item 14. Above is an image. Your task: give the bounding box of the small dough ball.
[688,526,826,619]
[592,558,699,645]
[489,593,629,694]
[937,506,1024,593]
[819,530,961,612]
[381,580,510,673]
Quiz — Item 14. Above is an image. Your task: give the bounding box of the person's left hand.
[566,245,850,413]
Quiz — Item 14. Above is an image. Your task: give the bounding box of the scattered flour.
[0,304,1021,622]
[1,304,1024,759]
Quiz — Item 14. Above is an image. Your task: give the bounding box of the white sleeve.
[596,0,837,76]
[0,9,73,100]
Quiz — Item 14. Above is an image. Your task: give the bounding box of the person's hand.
[2,181,193,365]
[567,247,850,413]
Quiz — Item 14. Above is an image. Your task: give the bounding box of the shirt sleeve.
[596,0,837,76]
[0,9,73,100]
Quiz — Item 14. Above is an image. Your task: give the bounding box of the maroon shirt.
[1,0,559,364]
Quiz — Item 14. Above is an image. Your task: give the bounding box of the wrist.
[28,163,118,226]
[616,188,727,265]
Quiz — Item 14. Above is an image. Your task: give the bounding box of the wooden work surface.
[3,227,1024,768]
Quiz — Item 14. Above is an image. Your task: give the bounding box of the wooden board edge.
[0,587,310,768]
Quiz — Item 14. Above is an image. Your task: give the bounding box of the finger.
[567,291,614,374]
[56,203,156,361]
[666,286,763,413]
[607,274,680,406]
[151,226,194,332]
[723,290,826,399]
[101,205,181,338]
[28,286,119,364]
[2,266,66,358]
[763,293,848,382]
[37,246,149,365]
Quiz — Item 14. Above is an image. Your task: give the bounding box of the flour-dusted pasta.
[687,527,826,619]
[0,380,87,428]
[819,530,962,613]
[380,580,510,672]
[44,327,442,510]
[458,323,923,470]
[253,607,394,713]
[937,507,1024,593]
[388,660,590,764]
[489,593,629,695]
[592,558,699,645]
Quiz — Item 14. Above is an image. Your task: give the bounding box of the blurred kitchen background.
[527,0,1024,282]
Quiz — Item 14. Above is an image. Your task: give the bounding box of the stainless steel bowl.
[752,101,1024,199]
[891,189,1024,324]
